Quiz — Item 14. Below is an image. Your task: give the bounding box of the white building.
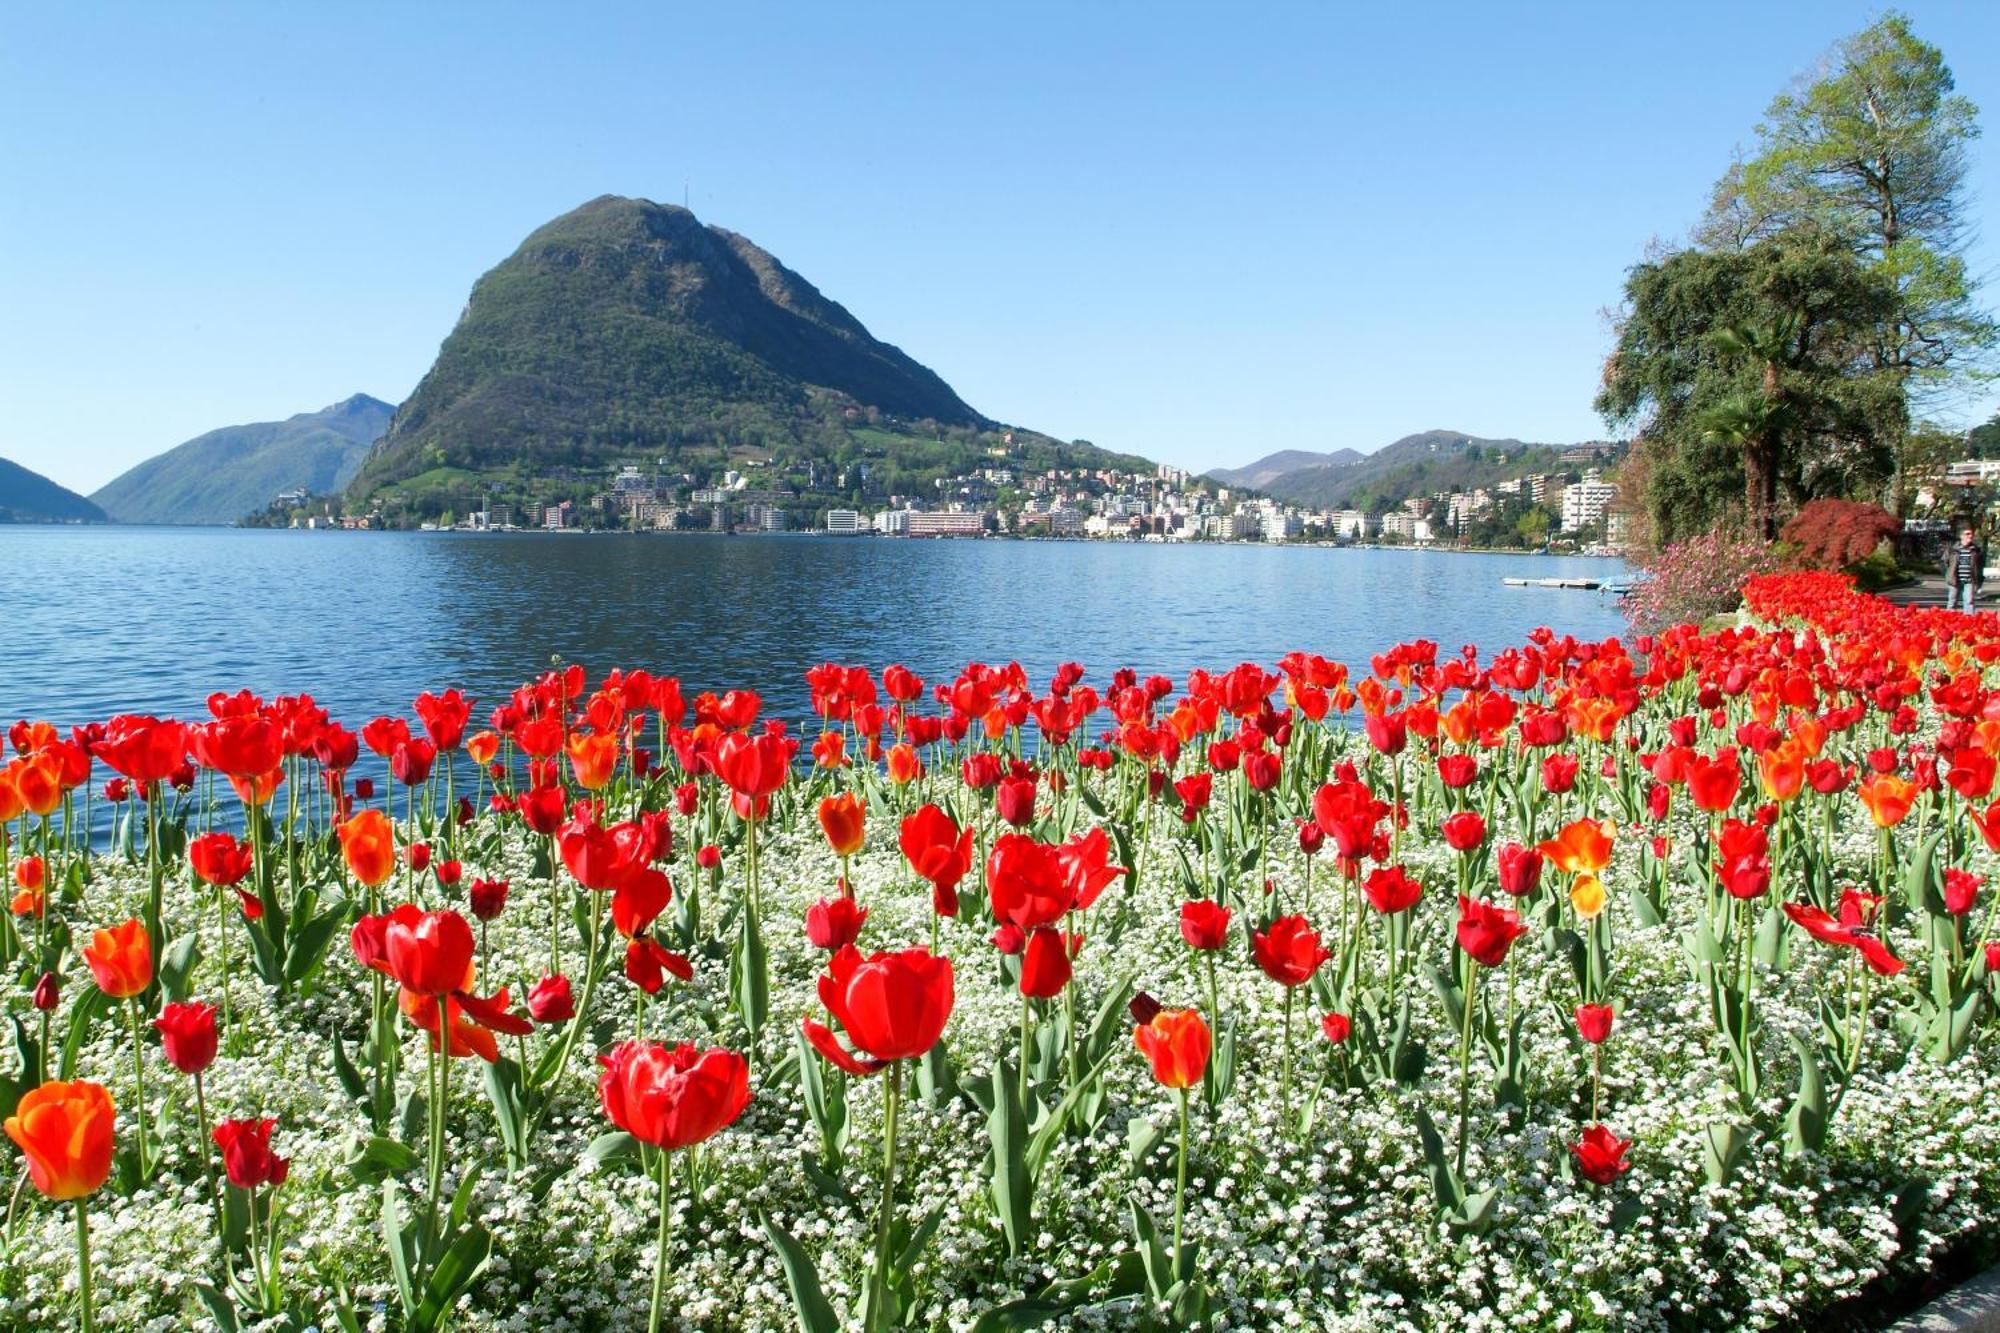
[873,509,911,536]
[1561,478,1618,533]
[825,509,865,534]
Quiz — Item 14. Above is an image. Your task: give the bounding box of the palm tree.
[1701,314,1802,539]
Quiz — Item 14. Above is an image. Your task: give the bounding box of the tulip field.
[5,568,2000,1331]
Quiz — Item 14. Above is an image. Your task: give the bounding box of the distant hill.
[0,456,107,524]
[1207,448,1364,490]
[92,394,392,525]
[1211,430,1619,512]
[348,195,1147,520]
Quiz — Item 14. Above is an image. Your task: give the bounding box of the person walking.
[1943,524,1987,612]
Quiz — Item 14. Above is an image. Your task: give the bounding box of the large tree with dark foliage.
[1597,227,1902,542]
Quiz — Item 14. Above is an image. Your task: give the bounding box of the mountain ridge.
[0,456,108,523]
[1208,430,1620,512]
[91,394,392,524]
[349,195,1066,513]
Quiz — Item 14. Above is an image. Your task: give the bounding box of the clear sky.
[3,2,1997,493]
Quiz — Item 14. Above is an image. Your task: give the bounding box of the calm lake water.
[1,528,1628,727]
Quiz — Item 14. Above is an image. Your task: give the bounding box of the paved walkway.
[1882,576,1955,608]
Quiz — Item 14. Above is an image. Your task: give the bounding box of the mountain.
[91,395,393,525]
[1212,430,1618,512]
[348,195,1146,518]
[0,457,107,523]
[1207,448,1364,490]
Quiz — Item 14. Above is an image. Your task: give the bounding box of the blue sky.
[3,2,1996,493]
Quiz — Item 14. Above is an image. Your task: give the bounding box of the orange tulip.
[886,743,922,786]
[0,767,21,823]
[227,766,283,807]
[1757,745,1805,803]
[4,1079,115,1200]
[1134,1008,1211,1089]
[1858,773,1915,829]
[566,731,619,791]
[1537,818,1613,876]
[817,792,866,858]
[83,919,152,998]
[339,808,398,887]
[466,730,500,766]
[11,754,62,817]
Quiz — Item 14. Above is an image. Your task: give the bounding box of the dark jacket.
[1943,540,1987,588]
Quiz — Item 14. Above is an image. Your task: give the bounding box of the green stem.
[1456,967,1477,1176]
[870,1061,904,1332]
[648,1148,674,1333]
[75,1198,95,1333]
[126,1001,150,1178]
[1173,1087,1190,1282]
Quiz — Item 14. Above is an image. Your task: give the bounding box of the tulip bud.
[32,971,59,1011]
[697,844,721,870]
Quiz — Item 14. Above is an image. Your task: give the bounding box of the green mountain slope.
[0,456,107,523]
[348,196,1145,517]
[1206,448,1364,490]
[1244,430,1619,513]
[91,395,392,524]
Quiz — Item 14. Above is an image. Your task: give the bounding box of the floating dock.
[1501,576,1636,594]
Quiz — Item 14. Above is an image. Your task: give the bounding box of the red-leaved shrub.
[1779,499,1899,570]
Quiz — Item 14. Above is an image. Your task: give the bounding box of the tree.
[1598,226,1903,543]
[1702,13,1993,407]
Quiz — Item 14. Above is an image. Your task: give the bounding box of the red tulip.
[1496,843,1543,898]
[468,878,509,921]
[1455,895,1525,967]
[1252,914,1330,988]
[152,1000,218,1075]
[188,831,254,888]
[1363,865,1422,914]
[91,715,187,786]
[625,937,694,994]
[995,773,1038,827]
[384,908,476,997]
[1320,1012,1352,1044]
[1575,1003,1615,1045]
[213,1117,289,1189]
[805,895,868,952]
[527,973,575,1023]
[1440,811,1487,851]
[190,715,282,779]
[1179,899,1232,951]
[598,1040,751,1150]
[414,689,472,751]
[1018,926,1075,998]
[986,832,1071,930]
[802,945,954,1074]
[1571,1124,1631,1185]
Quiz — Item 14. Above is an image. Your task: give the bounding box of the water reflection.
[1,528,1629,727]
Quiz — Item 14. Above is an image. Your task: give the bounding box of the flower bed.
[3,573,1999,1331]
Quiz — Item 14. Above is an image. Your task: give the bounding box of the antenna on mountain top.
[683,181,689,210]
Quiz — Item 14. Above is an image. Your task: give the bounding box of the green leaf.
[987,1059,1031,1256]
[1783,1033,1826,1156]
[583,1130,641,1169]
[1025,1042,1121,1185]
[329,1027,369,1104]
[59,985,110,1080]
[382,1182,419,1316]
[413,1221,492,1332]
[160,933,202,1002]
[761,1213,841,1333]
[348,1134,421,1185]
[285,907,349,986]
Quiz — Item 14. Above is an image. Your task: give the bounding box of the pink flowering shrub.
[1625,527,1777,631]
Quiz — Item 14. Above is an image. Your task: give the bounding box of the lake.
[1,528,1629,727]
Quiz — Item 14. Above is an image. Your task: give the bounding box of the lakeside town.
[279,444,1635,553]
